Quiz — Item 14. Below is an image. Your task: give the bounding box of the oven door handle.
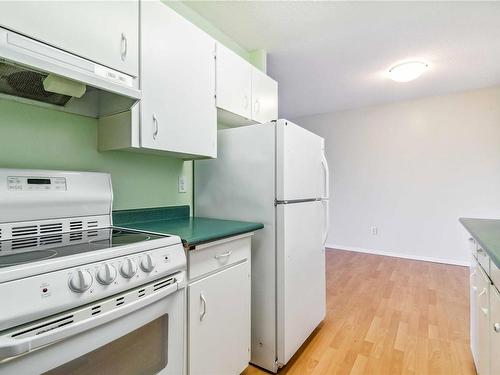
[0,280,181,361]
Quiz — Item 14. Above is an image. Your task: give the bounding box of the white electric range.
[0,169,186,375]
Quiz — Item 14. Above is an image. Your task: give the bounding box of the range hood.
[0,27,140,118]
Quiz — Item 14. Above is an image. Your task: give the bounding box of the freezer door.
[276,200,326,366]
[276,119,326,201]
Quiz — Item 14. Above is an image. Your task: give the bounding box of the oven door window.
[43,314,168,375]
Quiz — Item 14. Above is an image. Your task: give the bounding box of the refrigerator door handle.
[321,200,329,245]
[321,151,329,199]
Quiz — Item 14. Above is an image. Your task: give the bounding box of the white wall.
[294,86,500,265]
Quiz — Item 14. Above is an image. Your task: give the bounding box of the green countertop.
[460,218,500,268]
[113,206,263,248]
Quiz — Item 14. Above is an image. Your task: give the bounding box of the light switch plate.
[178,175,187,193]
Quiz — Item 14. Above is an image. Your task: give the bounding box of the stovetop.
[0,227,168,268]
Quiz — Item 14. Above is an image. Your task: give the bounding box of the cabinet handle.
[470,271,477,292]
[120,33,127,61]
[152,115,159,140]
[494,323,500,333]
[478,288,489,316]
[214,251,232,260]
[200,292,207,321]
[254,99,261,113]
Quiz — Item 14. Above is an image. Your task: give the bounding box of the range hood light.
[43,74,86,98]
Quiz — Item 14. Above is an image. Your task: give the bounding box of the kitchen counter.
[113,205,263,248]
[460,217,500,268]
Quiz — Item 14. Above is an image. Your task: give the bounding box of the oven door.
[0,273,185,375]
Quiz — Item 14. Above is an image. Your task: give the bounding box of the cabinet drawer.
[477,247,490,276]
[491,259,500,288]
[188,235,251,280]
[469,237,478,259]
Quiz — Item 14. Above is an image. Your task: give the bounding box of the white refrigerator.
[195,119,329,372]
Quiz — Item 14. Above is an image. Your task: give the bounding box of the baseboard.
[325,243,470,267]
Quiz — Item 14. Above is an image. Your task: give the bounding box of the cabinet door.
[140,1,217,158]
[470,259,479,365]
[0,1,139,76]
[476,264,490,375]
[251,67,278,124]
[490,284,500,375]
[188,261,250,375]
[215,43,252,119]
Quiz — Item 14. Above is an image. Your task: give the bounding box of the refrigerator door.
[276,200,326,366]
[276,119,326,201]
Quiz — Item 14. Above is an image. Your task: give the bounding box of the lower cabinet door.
[490,284,500,375]
[188,261,250,375]
[476,265,490,375]
[470,259,478,365]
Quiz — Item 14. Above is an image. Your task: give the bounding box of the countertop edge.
[459,217,500,268]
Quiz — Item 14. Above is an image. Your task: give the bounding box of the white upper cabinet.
[215,43,278,126]
[216,43,252,120]
[251,66,278,124]
[99,1,217,159]
[139,1,217,158]
[0,1,139,77]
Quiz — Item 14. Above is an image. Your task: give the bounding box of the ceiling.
[183,1,500,118]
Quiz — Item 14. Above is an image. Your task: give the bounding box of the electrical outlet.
[371,226,378,235]
[178,176,187,193]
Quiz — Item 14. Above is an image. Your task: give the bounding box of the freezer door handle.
[322,200,329,245]
[321,151,329,199]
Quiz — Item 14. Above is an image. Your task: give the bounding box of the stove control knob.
[97,264,117,285]
[140,254,156,273]
[120,258,137,279]
[69,269,93,293]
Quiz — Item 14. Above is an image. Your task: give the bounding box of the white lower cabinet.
[187,236,252,375]
[470,258,478,364]
[475,262,490,375]
[490,284,500,375]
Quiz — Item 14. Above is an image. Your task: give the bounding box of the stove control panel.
[7,176,67,191]
[0,242,186,331]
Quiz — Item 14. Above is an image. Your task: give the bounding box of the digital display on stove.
[27,178,51,185]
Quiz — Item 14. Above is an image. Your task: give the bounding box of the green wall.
[0,3,252,212]
[0,100,193,210]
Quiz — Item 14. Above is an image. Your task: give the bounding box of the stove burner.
[0,249,57,267]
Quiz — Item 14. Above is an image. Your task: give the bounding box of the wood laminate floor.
[243,249,475,375]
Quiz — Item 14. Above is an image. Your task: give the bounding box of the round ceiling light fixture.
[387,61,429,82]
